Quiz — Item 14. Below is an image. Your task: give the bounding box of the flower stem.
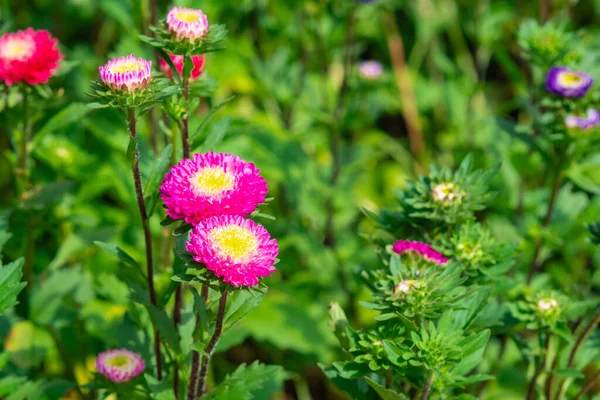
[127,108,162,380]
[527,169,563,283]
[574,370,600,400]
[527,333,550,400]
[420,372,433,400]
[197,290,228,398]
[554,309,600,400]
[187,284,209,400]
[16,86,31,197]
[182,75,190,159]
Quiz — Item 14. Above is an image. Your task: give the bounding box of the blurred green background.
[1,0,600,399]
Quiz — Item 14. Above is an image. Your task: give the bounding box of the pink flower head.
[159,54,206,81]
[99,54,152,92]
[359,60,383,80]
[392,240,448,265]
[160,152,268,225]
[166,7,209,43]
[186,215,278,286]
[0,28,62,86]
[96,349,145,383]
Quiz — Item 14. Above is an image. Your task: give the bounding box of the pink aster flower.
[186,215,278,286]
[166,7,209,43]
[160,152,268,225]
[99,54,152,92]
[0,28,62,86]
[359,60,383,80]
[392,240,448,265]
[159,54,206,81]
[96,349,145,383]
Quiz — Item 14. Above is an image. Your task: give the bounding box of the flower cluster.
[161,152,278,287]
[96,349,145,383]
[0,28,62,86]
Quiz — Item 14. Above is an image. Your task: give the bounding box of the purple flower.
[546,67,593,98]
[392,240,448,265]
[359,60,383,80]
[565,109,600,130]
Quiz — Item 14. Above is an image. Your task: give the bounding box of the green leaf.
[22,181,75,209]
[203,362,284,400]
[364,377,408,400]
[200,116,230,152]
[0,258,26,314]
[190,96,235,148]
[496,118,550,162]
[145,374,176,400]
[552,368,584,379]
[567,154,600,194]
[32,103,91,147]
[94,241,146,286]
[223,288,265,332]
[143,144,172,217]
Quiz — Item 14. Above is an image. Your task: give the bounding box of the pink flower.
[96,349,145,383]
[392,240,448,265]
[166,7,209,43]
[186,215,278,286]
[159,54,206,81]
[160,152,268,225]
[0,28,62,86]
[99,54,152,92]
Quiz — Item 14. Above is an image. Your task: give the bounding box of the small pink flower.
[186,215,278,286]
[160,152,268,225]
[99,54,152,92]
[359,60,383,80]
[166,7,209,43]
[96,349,145,383]
[159,54,206,81]
[392,240,448,265]
[0,28,62,86]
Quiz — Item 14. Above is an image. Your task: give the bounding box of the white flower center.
[0,37,35,61]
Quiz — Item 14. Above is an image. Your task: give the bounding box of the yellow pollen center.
[110,61,144,74]
[562,73,582,84]
[190,167,235,196]
[107,355,129,368]
[209,225,258,262]
[176,11,201,22]
[0,38,34,61]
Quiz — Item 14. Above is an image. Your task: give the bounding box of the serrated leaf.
[364,376,408,400]
[0,258,26,314]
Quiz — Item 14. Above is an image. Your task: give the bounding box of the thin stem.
[540,0,550,22]
[527,170,563,283]
[16,86,31,196]
[527,334,550,400]
[182,75,190,159]
[574,370,600,400]
[384,10,425,168]
[197,290,228,398]
[188,285,209,400]
[420,372,433,400]
[127,108,162,380]
[555,310,600,400]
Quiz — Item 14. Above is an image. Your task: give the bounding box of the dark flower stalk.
[127,108,163,380]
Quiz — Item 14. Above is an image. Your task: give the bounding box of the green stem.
[197,290,228,398]
[127,108,162,380]
[16,86,31,197]
[420,372,433,400]
[527,333,550,400]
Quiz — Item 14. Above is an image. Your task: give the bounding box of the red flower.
[0,28,63,86]
[159,54,206,82]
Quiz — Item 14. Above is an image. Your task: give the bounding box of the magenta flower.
[96,349,145,383]
[392,240,448,265]
[565,109,600,130]
[166,7,209,43]
[186,215,278,286]
[359,60,383,80]
[160,152,268,225]
[546,67,593,98]
[99,54,152,92]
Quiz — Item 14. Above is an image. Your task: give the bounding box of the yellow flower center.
[559,72,584,88]
[209,225,258,262]
[109,61,144,74]
[107,355,129,368]
[176,11,201,22]
[190,167,235,196]
[0,38,34,61]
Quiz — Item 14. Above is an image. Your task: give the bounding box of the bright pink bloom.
[166,7,209,43]
[392,240,448,265]
[99,54,152,92]
[159,54,206,81]
[186,215,278,286]
[96,349,144,383]
[160,152,268,225]
[0,28,62,86]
